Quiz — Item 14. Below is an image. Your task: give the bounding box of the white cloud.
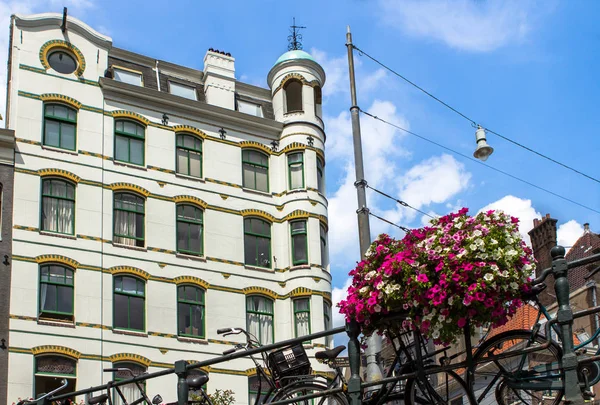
[311,48,388,98]
[558,220,584,249]
[0,1,95,126]
[398,154,471,211]
[331,278,352,329]
[378,0,539,52]
[478,195,541,244]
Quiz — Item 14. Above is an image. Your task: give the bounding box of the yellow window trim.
[174,195,208,209]
[174,276,210,290]
[32,345,81,360]
[109,353,151,368]
[109,182,150,197]
[39,169,81,184]
[39,40,86,77]
[109,266,150,281]
[111,110,150,126]
[35,255,79,269]
[40,94,82,110]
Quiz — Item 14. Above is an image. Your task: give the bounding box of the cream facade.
[5,13,331,404]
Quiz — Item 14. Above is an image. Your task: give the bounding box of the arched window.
[41,178,75,235]
[294,298,311,338]
[246,296,274,344]
[242,149,269,192]
[177,285,205,338]
[35,355,77,400]
[176,133,203,178]
[114,120,145,166]
[113,192,145,247]
[314,86,323,118]
[244,218,271,268]
[284,80,303,113]
[39,264,75,321]
[112,361,147,405]
[43,104,77,151]
[113,275,145,331]
[176,204,203,255]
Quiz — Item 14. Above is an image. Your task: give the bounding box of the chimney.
[584,223,590,234]
[528,213,558,275]
[203,49,235,110]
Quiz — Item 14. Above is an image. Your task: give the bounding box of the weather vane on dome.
[288,18,306,51]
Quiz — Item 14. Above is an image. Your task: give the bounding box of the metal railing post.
[346,320,363,405]
[175,360,189,405]
[552,246,584,403]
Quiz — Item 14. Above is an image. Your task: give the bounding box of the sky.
[1,0,599,334]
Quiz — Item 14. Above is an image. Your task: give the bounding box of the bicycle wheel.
[404,367,475,405]
[470,330,563,405]
[269,382,349,405]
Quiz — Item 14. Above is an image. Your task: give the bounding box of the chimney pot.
[584,223,590,233]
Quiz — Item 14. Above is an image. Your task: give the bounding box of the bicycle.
[85,367,171,405]
[469,263,600,404]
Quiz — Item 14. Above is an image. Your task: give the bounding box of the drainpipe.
[155,60,161,91]
[586,280,600,347]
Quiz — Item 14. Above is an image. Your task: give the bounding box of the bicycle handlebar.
[18,378,68,404]
[223,347,237,355]
[217,328,232,334]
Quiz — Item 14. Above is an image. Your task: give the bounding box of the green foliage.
[190,389,235,405]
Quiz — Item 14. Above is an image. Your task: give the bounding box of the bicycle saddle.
[522,283,547,300]
[88,393,109,404]
[315,345,345,361]
[188,373,209,388]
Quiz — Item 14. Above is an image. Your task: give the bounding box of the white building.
[5,13,331,404]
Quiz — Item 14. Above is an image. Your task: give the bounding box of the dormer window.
[237,100,263,118]
[284,80,303,113]
[169,81,197,101]
[113,67,142,86]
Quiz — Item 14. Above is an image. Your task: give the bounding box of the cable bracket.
[354,179,368,188]
[356,206,370,215]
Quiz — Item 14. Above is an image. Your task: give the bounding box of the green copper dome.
[273,50,316,66]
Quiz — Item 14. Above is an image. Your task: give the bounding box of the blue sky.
[2,0,599,329]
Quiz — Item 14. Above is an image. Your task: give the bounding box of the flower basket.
[338,208,535,344]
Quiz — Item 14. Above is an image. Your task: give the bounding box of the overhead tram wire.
[352,45,600,185]
[360,108,600,216]
[365,184,436,219]
[368,211,411,233]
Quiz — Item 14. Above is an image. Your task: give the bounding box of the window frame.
[287,152,305,190]
[113,66,143,86]
[290,220,308,266]
[47,50,78,75]
[34,355,77,400]
[176,133,203,178]
[114,119,146,166]
[323,301,332,346]
[112,361,147,404]
[43,103,77,151]
[294,298,311,339]
[284,80,303,113]
[169,80,198,100]
[246,295,274,345]
[40,178,76,235]
[242,149,270,192]
[177,285,206,339]
[38,264,75,321]
[237,100,264,118]
[176,204,204,256]
[317,157,325,194]
[113,275,146,332]
[244,217,272,268]
[113,192,145,247]
[320,223,328,268]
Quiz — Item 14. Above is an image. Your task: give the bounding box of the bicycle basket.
[267,344,312,385]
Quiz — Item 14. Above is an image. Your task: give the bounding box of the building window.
[284,80,303,113]
[244,218,271,268]
[48,51,78,74]
[177,285,205,338]
[323,302,332,346]
[177,205,203,255]
[314,86,323,118]
[246,296,274,345]
[113,275,145,331]
[114,120,145,166]
[35,355,77,400]
[320,224,328,268]
[41,178,75,235]
[291,220,308,265]
[317,158,325,194]
[242,150,269,192]
[43,104,77,151]
[176,134,202,178]
[237,100,263,118]
[39,264,74,321]
[113,67,142,86]
[113,362,147,405]
[294,298,311,338]
[113,193,145,247]
[288,152,304,190]
[248,374,270,405]
[169,81,197,100]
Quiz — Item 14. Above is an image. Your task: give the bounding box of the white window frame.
[113,67,143,86]
[237,100,263,118]
[169,81,198,101]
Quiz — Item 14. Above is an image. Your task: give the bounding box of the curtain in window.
[295,300,310,337]
[114,210,136,246]
[247,297,273,344]
[42,187,74,234]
